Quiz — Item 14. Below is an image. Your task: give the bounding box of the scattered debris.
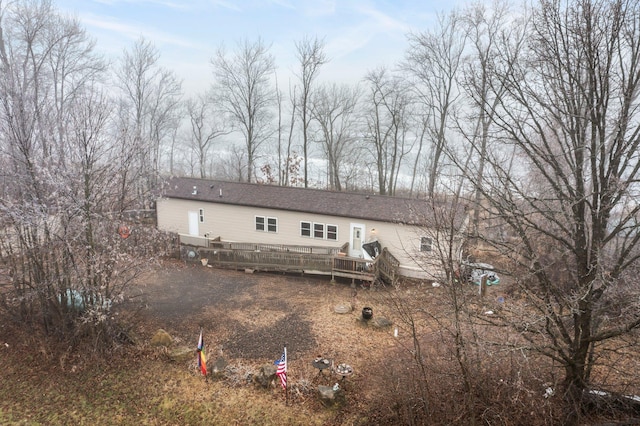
[318,384,346,407]
[461,261,500,285]
[253,364,277,388]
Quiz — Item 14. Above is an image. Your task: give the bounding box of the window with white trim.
[256,216,277,233]
[301,221,338,240]
[300,221,311,237]
[420,236,432,252]
[313,223,324,238]
[327,224,338,240]
[199,208,204,223]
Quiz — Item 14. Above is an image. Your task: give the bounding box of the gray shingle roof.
[159,176,466,228]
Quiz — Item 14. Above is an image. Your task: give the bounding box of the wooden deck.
[180,236,399,285]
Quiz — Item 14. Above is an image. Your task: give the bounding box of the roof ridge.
[165,176,427,202]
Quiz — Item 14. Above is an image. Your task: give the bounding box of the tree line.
[0,0,533,202]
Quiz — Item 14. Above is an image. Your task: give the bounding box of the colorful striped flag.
[197,329,207,376]
[275,347,287,389]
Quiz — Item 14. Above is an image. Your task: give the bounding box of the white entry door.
[349,223,365,257]
[188,211,199,236]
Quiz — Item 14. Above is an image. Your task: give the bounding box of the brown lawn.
[0,260,430,425]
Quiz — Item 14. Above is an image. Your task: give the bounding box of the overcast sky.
[55,0,466,95]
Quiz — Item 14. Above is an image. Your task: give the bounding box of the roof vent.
[219,188,223,197]
[192,186,197,195]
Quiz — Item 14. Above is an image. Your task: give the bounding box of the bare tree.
[0,1,169,344]
[115,37,182,209]
[284,83,298,185]
[310,82,361,190]
[211,38,276,183]
[476,0,640,422]
[294,35,327,188]
[408,107,430,197]
[458,0,521,236]
[0,0,61,331]
[186,93,231,178]
[46,13,106,168]
[405,11,466,198]
[363,67,414,195]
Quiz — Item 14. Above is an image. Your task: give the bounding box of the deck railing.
[208,240,341,255]
[184,237,398,285]
[376,248,400,284]
[202,248,333,273]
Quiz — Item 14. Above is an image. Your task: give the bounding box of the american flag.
[275,348,287,389]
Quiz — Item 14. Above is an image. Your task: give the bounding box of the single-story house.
[156,176,468,280]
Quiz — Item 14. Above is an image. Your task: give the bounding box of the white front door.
[349,223,365,257]
[188,211,199,236]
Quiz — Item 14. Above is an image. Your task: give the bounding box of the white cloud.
[208,0,243,12]
[323,2,409,62]
[300,0,336,17]
[355,3,413,34]
[80,13,199,49]
[93,0,190,8]
[267,0,295,9]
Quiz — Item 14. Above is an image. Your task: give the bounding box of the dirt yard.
[0,258,417,425]
[134,260,407,393]
[4,259,638,424]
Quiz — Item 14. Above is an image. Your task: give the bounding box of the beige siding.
[365,222,446,280]
[157,197,456,279]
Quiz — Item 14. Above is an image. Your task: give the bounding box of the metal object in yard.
[335,363,353,379]
[362,307,373,320]
[312,357,332,375]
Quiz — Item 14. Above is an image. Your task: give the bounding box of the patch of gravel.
[223,312,316,360]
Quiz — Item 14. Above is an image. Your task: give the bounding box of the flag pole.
[197,327,208,382]
[202,327,207,384]
[284,345,288,406]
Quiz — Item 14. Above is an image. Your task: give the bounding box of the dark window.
[301,221,311,237]
[255,216,265,231]
[267,217,278,233]
[314,223,324,238]
[199,208,204,223]
[420,236,432,252]
[327,225,338,240]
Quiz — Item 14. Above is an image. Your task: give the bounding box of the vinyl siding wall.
[157,197,454,279]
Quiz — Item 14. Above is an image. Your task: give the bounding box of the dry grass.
[1,261,637,425]
[0,263,408,425]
